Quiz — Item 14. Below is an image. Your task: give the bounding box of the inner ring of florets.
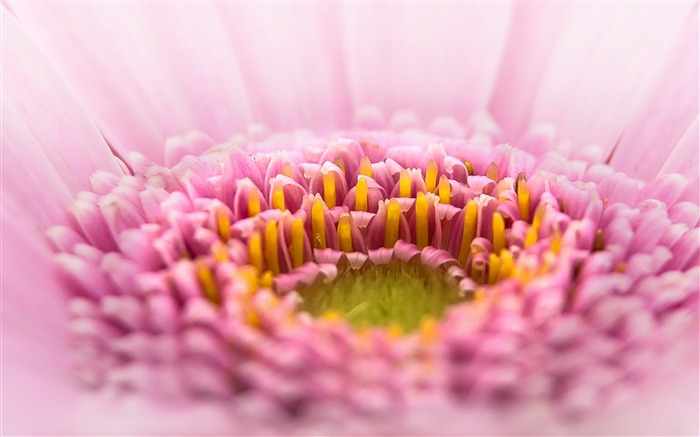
[50,131,699,417]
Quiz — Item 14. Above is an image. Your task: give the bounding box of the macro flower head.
[2,2,699,435]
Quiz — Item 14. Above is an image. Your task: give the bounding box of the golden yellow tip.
[486,162,499,182]
[259,270,274,289]
[488,253,501,285]
[550,228,562,254]
[238,265,259,293]
[384,198,401,248]
[272,185,285,211]
[399,169,412,198]
[212,243,229,263]
[248,232,264,272]
[338,214,354,253]
[359,156,373,177]
[499,250,514,279]
[465,161,474,176]
[216,208,230,241]
[291,218,305,268]
[415,192,429,249]
[419,316,438,342]
[516,173,530,222]
[387,323,403,339]
[355,177,368,212]
[438,175,450,204]
[248,189,261,217]
[425,160,438,192]
[458,200,478,265]
[323,171,337,208]
[196,261,220,305]
[264,220,280,275]
[311,197,327,249]
[492,212,506,254]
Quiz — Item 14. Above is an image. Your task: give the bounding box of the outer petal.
[217,3,353,133]
[6,2,254,162]
[512,2,696,153]
[340,2,511,124]
[1,11,119,434]
[611,7,699,180]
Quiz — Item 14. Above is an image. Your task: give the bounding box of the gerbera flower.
[2,2,698,435]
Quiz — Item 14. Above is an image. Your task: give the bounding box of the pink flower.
[2,2,698,435]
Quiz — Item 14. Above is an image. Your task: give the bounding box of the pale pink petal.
[489,3,569,141]
[340,2,511,123]
[612,8,699,180]
[6,2,254,162]
[523,2,696,153]
[217,3,352,133]
[1,9,120,227]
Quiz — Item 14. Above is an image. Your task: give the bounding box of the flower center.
[296,260,465,331]
[49,128,699,419]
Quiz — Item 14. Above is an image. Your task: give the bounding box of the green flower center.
[296,260,466,332]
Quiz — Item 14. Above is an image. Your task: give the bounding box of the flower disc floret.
[49,127,699,418]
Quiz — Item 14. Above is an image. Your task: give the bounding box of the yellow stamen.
[387,323,403,339]
[359,156,373,177]
[465,161,474,176]
[216,208,230,241]
[594,229,604,251]
[281,162,294,178]
[264,220,280,275]
[196,262,219,305]
[425,160,438,192]
[322,311,342,322]
[248,232,263,272]
[415,192,429,249]
[355,177,368,212]
[614,262,627,273]
[323,172,336,207]
[550,228,562,254]
[212,243,228,263]
[248,189,261,217]
[486,162,499,181]
[311,197,327,249]
[492,212,506,254]
[399,169,412,197]
[499,250,514,279]
[384,198,401,248]
[291,218,305,268]
[259,270,273,289]
[532,203,546,229]
[272,185,285,211]
[334,157,346,175]
[438,175,450,204]
[419,316,438,342]
[525,204,547,248]
[488,253,501,285]
[516,173,530,222]
[338,215,353,252]
[524,228,537,248]
[458,200,478,264]
[238,265,259,293]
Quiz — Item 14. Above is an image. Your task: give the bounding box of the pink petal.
[6,2,254,162]
[611,8,699,180]
[340,2,511,123]
[1,9,121,228]
[524,3,696,154]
